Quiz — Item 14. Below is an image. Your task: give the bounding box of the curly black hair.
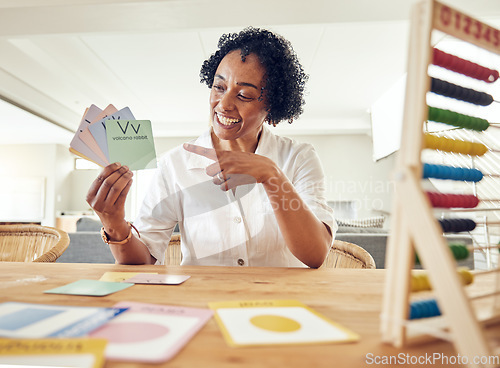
[200,27,308,126]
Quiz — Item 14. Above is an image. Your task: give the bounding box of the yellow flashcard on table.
[209,299,359,347]
[99,271,158,282]
[0,337,107,368]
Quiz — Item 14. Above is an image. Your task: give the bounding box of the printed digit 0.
[440,5,452,26]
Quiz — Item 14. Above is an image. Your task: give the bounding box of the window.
[75,158,100,170]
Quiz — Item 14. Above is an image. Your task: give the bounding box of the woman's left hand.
[183,143,277,191]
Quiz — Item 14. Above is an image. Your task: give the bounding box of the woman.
[87,27,336,268]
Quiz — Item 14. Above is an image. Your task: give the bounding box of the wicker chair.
[165,234,182,265]
[0,224,70,262]
[321,240,376,269]
[164,236,375,269]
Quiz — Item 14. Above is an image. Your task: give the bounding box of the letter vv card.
[106,120,157,170]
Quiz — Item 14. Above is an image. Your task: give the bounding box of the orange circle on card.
[250,314,301,333]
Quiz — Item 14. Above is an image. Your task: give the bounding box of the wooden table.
[0,262,472,367]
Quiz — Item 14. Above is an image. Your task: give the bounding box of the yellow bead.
[458,268,474,285]
[411,273,431,292]
[474,143,488,156]
[411,275,419,291]
[424,134,435,149]
[422,274,431,290]
[460,141,471,155]
[442,137,453,152]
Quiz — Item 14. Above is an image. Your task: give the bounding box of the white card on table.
[123,274,190,285]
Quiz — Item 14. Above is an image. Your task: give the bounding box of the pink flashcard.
[78,104,118,165]
[70,104,107,166]
[89,301,213,363]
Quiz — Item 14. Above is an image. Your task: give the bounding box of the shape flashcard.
[89,301,213,363]
[0,302,127,338]
[209,299,359,347]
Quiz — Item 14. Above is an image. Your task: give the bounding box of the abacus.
[381,0,500,365]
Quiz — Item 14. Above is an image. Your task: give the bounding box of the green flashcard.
[106,120,157,170]
[44,279,133,297]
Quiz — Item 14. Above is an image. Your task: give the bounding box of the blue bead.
[429,300,440,316]
[474,169,483,181]
[422,164,430,178]
[409,299,441,320]
[410,304,418,319]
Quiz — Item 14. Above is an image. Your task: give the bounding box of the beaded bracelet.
[101,222,140,245]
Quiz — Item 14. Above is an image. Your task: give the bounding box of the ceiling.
[0,0,499,145]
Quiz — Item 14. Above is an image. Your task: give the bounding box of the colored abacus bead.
[409,299,441,319]
[438,218,477,232]
[472,143,489,156]
[449,243,470,260]
[428,106,490,131]
[411,273,431,292]
[423,133,488,156]
[458,267,474,285]
[432,49,499,83]
[415,243,469,265]
[430,78,494,106]
[426,192,479,209]
[422,163,483,182]
[411,268,473,292]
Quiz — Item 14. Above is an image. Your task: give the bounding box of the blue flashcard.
[0,302,127,338]
[0,308,62,331]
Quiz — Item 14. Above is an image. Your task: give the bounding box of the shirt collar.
[254,124,278,161]
[185,128,215,170]
[185,124,279,170]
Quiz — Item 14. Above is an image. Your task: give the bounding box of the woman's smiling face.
[209,50,269,147]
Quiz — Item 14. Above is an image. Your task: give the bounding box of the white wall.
[0,143,74,226]
[55,144,75,215]
[303,134,396,218]
[0,132,396,226]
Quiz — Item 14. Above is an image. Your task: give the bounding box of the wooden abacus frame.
[381,0,500,365]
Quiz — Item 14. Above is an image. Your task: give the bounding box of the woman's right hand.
[86,163,154,265]
[86,163,133,234]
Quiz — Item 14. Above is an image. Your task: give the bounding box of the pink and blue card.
[0,302,127,338]
[89,301,213,363]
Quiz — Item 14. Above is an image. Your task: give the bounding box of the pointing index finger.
[183,143,218,161]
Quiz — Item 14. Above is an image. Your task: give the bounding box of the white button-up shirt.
[134,125,336,267]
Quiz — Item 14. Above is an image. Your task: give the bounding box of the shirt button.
[234,216,242,223]
[237,258,245,266]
